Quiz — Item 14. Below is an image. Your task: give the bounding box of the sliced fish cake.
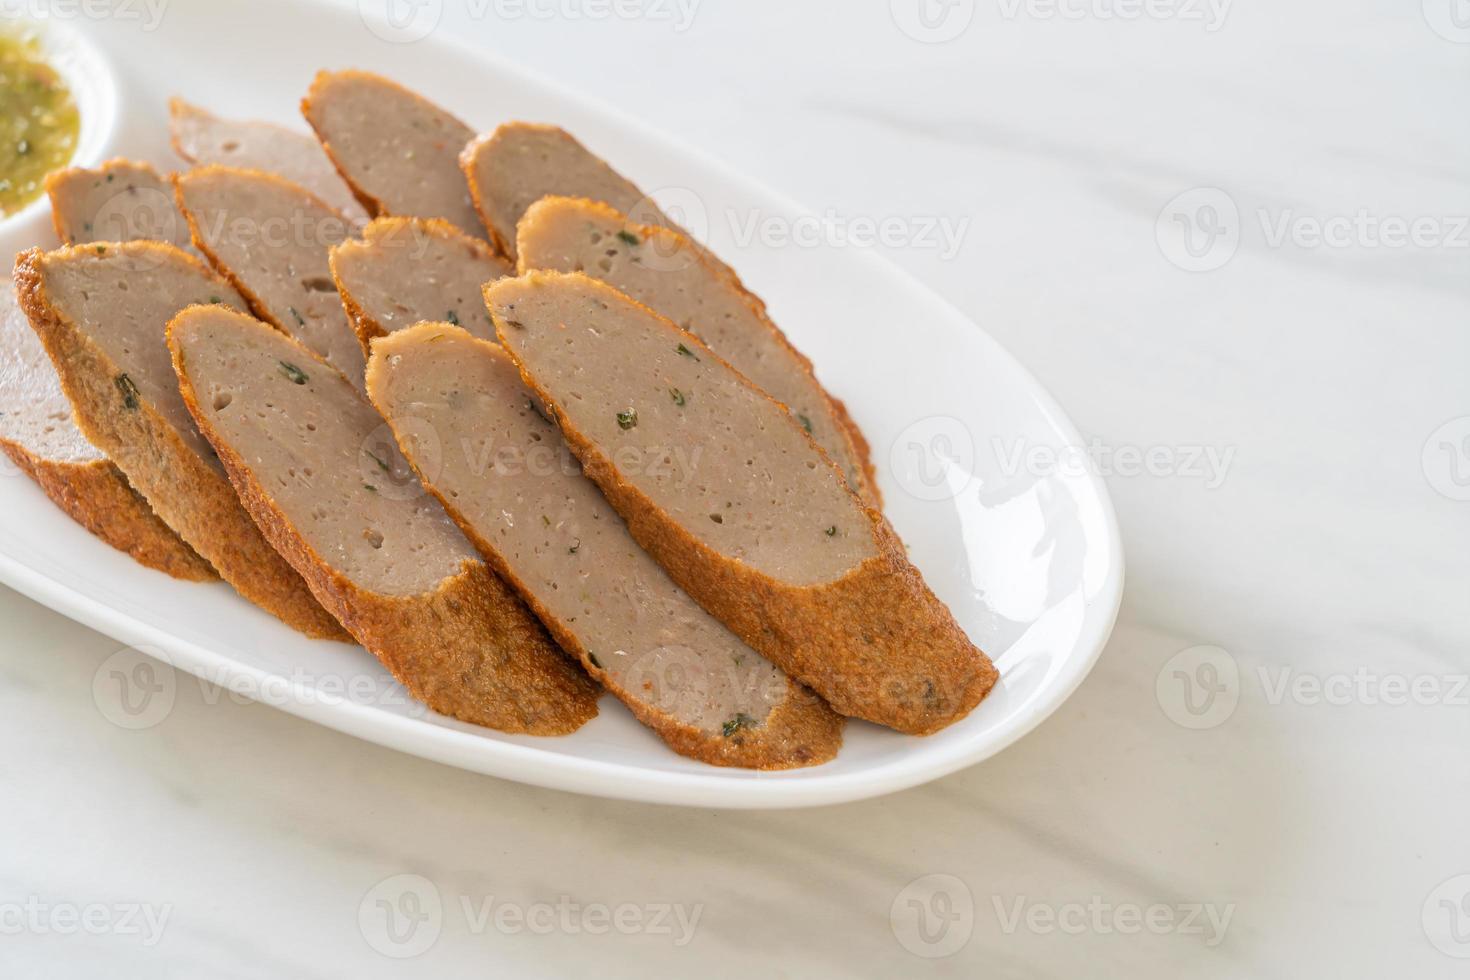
[461,121,732,282]
[366,323,841,766]
[517,195,879,504]
[330,216,510,353]
[173,165,366,385]
[13,242,346,638]
[168,97,369,223]
[45,158,196,254]
[301,70,483,237]
[169,306,598,733]
[0,277,213,580]
[487,271,997,735]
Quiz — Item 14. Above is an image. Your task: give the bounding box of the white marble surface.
[2,0,1467,975]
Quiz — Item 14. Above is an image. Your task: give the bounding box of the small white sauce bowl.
[0,17,119,250]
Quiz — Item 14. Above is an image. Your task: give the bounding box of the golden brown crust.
[827,393,881,505]
[164,97,195,165]
[42,168,69,245]
[458,131,515,261]
[0,438,215,581]
[331,216,505,358]
[488,273,996,735]
[173,313,598,734]
[13,244,348,639]
[366,324,843,767]
[514,196,881,506]
[334,261,382,357]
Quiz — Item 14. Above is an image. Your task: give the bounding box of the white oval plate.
[0,0,1122,809]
